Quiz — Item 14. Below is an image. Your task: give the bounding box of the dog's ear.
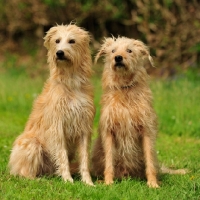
[43,26,58,49]
[79,28,91,44]
[148,55,155,67]
[133,40,155,67]
[95,38,114,63]
[140,50,155,67]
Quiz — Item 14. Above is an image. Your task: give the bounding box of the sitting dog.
[92,36,160,188]
[9,24,95,186]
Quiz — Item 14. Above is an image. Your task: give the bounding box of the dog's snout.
[114,55,125,68]
[115,55,123,63]
[56,50,64,59]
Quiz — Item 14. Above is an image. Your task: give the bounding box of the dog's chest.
[62,91,92,118]
[101,91,154,142]
[50,85,91,113]
[48,86,93,133]
[103,98,145,160]
[103,99,147,127]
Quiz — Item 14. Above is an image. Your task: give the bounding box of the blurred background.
[0,0,200,77]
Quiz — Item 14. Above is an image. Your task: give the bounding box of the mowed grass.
[0,57,200,199]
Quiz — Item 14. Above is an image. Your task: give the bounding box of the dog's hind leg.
[9,134,43,179]
[142,133,160,188]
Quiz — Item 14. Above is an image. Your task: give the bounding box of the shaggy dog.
[91,36,160,188]
[9,24,95,186]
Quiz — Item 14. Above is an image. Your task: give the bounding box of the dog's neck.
[121,82,137,89]
[49,62,91,90]
[115,73,138,90]
[103,68,149,91]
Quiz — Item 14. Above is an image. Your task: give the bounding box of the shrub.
[0,0,199,76]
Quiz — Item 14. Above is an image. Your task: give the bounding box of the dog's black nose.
[56,50,64,59]
[115,55,123,62]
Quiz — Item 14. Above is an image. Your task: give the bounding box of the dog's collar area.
[121,82,137,89]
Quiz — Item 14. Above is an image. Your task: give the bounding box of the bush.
[0,0,199,76]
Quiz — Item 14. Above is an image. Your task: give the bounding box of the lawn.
[0,56,200,199]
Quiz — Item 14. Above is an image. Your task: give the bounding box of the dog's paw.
[105,178,114,185]
[63,175,74,183]
[85,180,95,186]
[147,180,160,188]
[81,173,94,186]
[82,178,94,186]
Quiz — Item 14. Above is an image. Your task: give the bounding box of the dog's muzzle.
[56,50,66,60]
[114,55,125,68]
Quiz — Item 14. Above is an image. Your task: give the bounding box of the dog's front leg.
[78,135,94,186]
[103,132,114,185]
[54,146,73,183]
[142,134,159,188]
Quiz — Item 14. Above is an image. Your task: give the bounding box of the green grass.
[151,74,200,137]
[0,57,200,199]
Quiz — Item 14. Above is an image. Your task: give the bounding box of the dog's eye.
[112,49,115,53]
[69,39,75,44]
[127,49,132,53]
[55,39,60,44]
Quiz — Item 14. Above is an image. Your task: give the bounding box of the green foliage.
[42,0,65,7]
[189,43,200,54]
[0,0,199,76]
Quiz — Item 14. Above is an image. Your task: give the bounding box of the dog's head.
[44,24,90,67]
[96,37,154,73]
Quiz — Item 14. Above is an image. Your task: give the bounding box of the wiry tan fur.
[91,36,160,188]
[9,24,95,186]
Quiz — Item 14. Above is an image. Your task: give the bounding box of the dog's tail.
[160,165,188,175]
[9,134,44,178]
